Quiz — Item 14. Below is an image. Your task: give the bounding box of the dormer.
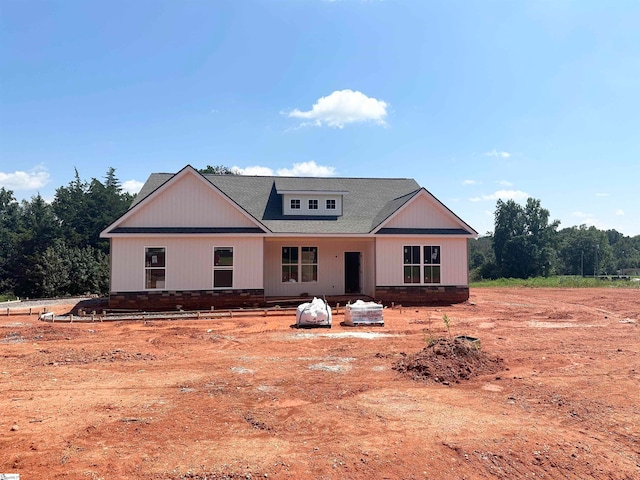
[275,179,347,217]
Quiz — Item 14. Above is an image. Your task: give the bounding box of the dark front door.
[344,252,361,294]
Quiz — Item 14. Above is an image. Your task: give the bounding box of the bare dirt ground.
[1,288,639,479]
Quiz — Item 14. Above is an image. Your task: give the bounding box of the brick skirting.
[375,285,469,306]
[109,289,265,311]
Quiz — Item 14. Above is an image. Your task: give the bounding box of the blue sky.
[1,0,638,236]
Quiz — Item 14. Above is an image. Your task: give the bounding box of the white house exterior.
[101,165,478,310]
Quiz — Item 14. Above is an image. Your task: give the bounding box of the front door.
[344,252,361,294]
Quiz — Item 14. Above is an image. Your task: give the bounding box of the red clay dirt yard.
[1,288,639,479]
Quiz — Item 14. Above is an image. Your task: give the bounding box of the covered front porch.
[262,237,376,299]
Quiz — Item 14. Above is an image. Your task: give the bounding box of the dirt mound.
[393,336,505,384]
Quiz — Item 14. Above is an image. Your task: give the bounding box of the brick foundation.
[109,289,265,311]
[375,285,469,306]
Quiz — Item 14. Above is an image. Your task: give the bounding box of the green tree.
[32,240,109,297]
[557,226,614,276]
[3,167,132,297]
[13,194,60,297]
[52,168,89,248]
[57,168,134,252]
[198,165,237,175]
[468,235,499,280]
[493,198,559,278]
[0,188,21,294]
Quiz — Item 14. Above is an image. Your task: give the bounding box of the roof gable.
[373,188,477,235]
[101,166,265,236]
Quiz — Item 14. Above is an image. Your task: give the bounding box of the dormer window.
[278,181,346,216]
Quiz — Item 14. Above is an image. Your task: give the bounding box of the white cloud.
[595,192,610,197]
[0,165,50,191]
[573,211,597,220]
[463,179,477,185]
[484,149,511,158]
[571,211,602,229]
[277,161,336,177]
[572,211,589,218]
[231,165,276,176]
[122,180,144,195]
[285,89,388,128]
[232,161,336,177]
[615,209,625,216]
[469,190,529,202]
[497,180,513,186]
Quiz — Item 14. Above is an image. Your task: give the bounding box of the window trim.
[144,246,166,290]
[213,246,234,289]
[326,199,336,210]
[290,199,301,210]
[308,199,318,210]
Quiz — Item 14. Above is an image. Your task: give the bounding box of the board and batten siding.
[263,238,375,297]
[120,172,258,229]
[375,237,469,286]
[110,237,264,292]
[384,194,461,229]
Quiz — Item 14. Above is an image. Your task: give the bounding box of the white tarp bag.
[296,297,332,328]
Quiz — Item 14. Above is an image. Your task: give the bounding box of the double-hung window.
[213,247,233,288]
[282,246,318,283]
[404,245,442,284]
[423,246,441,283]
[403,246,421,283]
[282,247,299,282]
[145,247,166,289]
[301,247,318,282]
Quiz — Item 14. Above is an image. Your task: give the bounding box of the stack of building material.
[344,300,384,326]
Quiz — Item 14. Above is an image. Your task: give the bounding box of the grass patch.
[0,294,18,302]
[471,276,640,289]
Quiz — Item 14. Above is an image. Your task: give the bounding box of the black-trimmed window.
[145,247,166,289]
[213,247,233,288]
[282,246,317,283]
[326,199,336,210]
[309,199,318,210]
[423,246,441,284]
[291,199,300,209]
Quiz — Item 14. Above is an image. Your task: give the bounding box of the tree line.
[2,170,639,300]
[0,168,134,299]
[469,198,640,280]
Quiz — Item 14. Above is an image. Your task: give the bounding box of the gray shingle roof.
[125,169,475,235]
